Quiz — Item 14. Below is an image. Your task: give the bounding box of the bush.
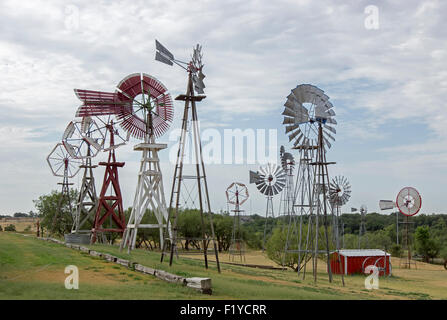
[24,225,31,232]
[390,244,402,257]
[440,247,447,261]
[4,224,16,232]
[0,225,3,231]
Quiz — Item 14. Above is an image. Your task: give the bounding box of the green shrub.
[0,225,3,231]
[4,224,16,232]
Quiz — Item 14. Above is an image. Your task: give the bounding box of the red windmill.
[74,73,173,244]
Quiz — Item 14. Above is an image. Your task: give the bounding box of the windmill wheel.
[396,187,422,217]
[252,163,286,196]
[329,175,351,206]
[47,143,82,178]
[282,84,336,149]
[226,182,249,205]
[115,73,173,139]
[62,117,105,159]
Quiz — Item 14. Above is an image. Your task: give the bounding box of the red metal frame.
[91,125,126,243]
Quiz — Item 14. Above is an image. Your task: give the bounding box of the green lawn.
[1,232,446,299]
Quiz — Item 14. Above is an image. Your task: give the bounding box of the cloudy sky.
[0,0,446,217]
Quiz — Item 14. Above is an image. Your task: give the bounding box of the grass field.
[1,232,446,300]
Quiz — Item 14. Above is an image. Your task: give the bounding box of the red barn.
[330,249,392,276]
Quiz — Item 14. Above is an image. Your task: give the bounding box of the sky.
[0,0,446,217]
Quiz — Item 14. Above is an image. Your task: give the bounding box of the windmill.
[379,199,400,245]
[281,84,339,284]
[156,40,220,272]
[74,84,134,244]
[249,163,286,252]
[278,146,295,223]
[46,142,82,236]
[328,175,351,249]
[226,182,249,262]
[380,187,422,268]
[358,205,368,249]
[62,117,105,236]
[109,73,174,252]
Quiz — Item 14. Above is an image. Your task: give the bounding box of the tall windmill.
[380,187,421,268]
[62,117,105,235]
[47,142,82,236]
[249,163,286,252]
[156,40,220,272]
[226,182,249,262]
[328,175,351,249]
[117,73,174,252]
[281,84,338,283]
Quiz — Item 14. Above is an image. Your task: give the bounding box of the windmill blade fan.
[282,84,336,149]
[329,175,351,206]
[396,187,422,216]
[115,73,174,139]
[250,163,286,197]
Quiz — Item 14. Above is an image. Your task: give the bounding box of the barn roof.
[334,249,391,257]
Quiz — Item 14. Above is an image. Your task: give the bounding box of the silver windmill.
[250,163,286,251]
[329,175,351,249]
[282,84,340,284]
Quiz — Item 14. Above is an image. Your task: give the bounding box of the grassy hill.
[1,232,446,300]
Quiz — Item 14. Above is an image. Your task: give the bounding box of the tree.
[33,189,78,237]
[414,226,441,262]
[5,224,16,232]
[266,227,299,271]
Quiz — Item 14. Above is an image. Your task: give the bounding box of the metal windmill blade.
[155,40,175,66]
[379,200,396,210]
[329,175,351,207]
[282,84,336,149]
[249,163,286,197]
[280,145,295,171]
[396,187,422,216]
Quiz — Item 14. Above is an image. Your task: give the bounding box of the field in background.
[0,218,38,232]
[1,232,446,300]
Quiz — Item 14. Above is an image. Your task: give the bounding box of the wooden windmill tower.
[155,40,221,272]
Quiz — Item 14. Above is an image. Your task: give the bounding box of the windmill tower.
[226,182,249,262]
[281,84,338,283]
[249,163,286,252]
[380,187,421,269]
[155,40,221,272]
[46,142,82,236]
[278,146,295,225]
[328,175,351,249]
[62,117,105,235]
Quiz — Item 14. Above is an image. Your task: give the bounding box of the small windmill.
[249,163,286,252]
[62,117,105,235]
[380,187,422,268]
[156,40,220,272]
[226,182,249,262]
[359,205,368,249]
[46,142,82,235]
[282,84,338,283]
[328,175,351,249]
